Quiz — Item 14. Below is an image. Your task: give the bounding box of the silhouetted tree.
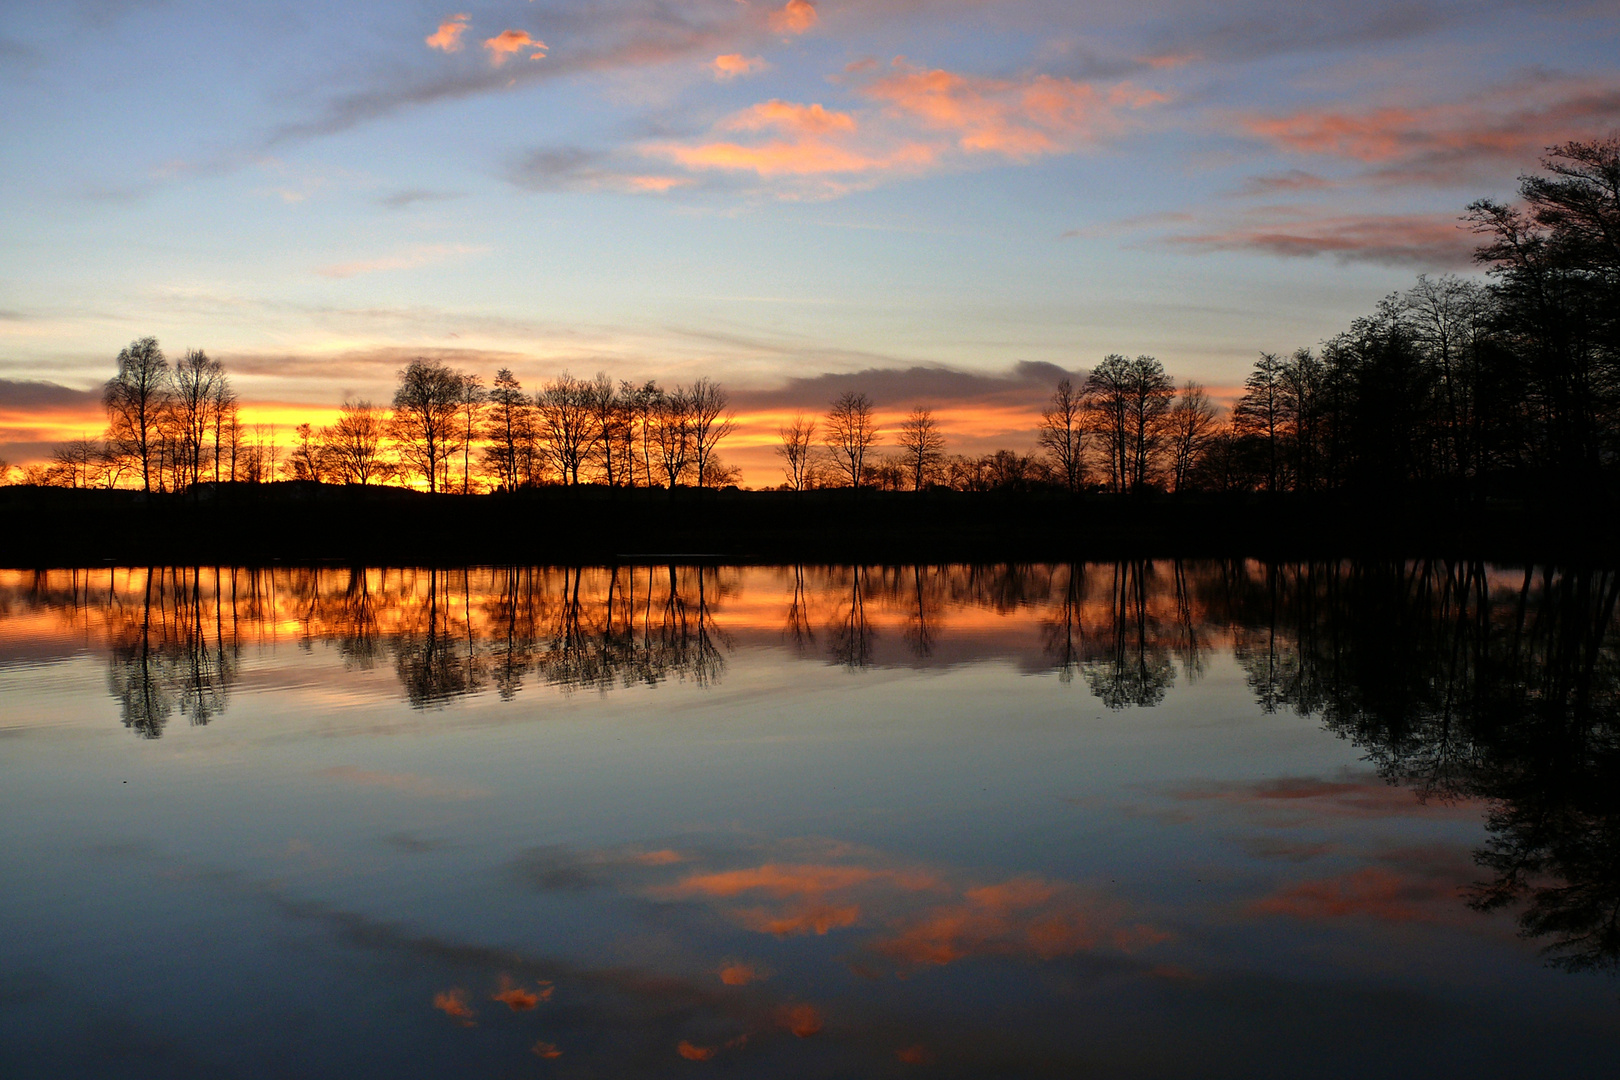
[537,373,601,486]
[287,423,323,481]
[1469,138,1620,494]
[1235,351,1290,494]
[171,348,226,490]
[653,385,693,490]
[1165,381,1218,492]
[896,406,945,491]
[456,373,486,494]
[390,359,464,493]
[1037,377,1086,493]
[322,400,391,486]
[103,337,170,492]
[688,378,735,489]
[482,369,536,490]
[825,391,880,488]
[777,413,816,491]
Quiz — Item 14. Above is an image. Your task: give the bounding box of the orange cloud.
[677,1041,717,1061]
[779,1003,824,1038]
[432,988,476,1025]
[861,60,1165,160]
[631,848,686,865]
[736,902,861,936]
[1245,107,1422,162]
[531,1040,563,1059]
[425,13,469,53]
[718,962,764,985]
[725,100,856,136]
[648,100,935,185]
[314,243,486,279]
[673,863,881,898]
[712,53,766,80]
[484,29,547,66]
[897,1044,933,1065]
[1252,867,1460,924]
[492,975,553,1010]
[871,877,1167,968]
[1238,76,1620,184]
[769,0,818,35]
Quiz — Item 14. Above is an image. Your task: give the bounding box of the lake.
[1,562,1616,1078]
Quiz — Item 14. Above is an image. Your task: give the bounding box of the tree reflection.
[11,558,1620,973]
[1226,560,1620,975]
[827,566,875,670]
[1084,561,1174,709]
[103,567,237,738]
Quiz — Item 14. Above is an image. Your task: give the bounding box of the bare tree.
[103,337,171,492]
[209,378,237,484]
[587,374,631,486]
[389,359,464,492]
[482,369,536,490]
[824,391,880,488]
[322,401,391,486]
[456,373,486,494]
[776,413,816,491]
[51,437,100,489]
[536,373,601,486]
[172,348,226,489]
[687,377,735,489]
[287,423,324,482]
[1165,381,1219,492]
[653,385,693,489]
[896,406,945,491]
[1038,377,1086,492]
[1088,354,1174,492]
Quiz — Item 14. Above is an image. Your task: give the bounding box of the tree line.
[795,139,1619,500]
[10,138,1615,503]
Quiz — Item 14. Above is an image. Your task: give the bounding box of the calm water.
[1,563,1616,1078]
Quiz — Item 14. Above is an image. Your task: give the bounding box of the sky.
[1,0,1617,483]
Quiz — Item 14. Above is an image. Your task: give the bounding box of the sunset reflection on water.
[0,562,1617,1078]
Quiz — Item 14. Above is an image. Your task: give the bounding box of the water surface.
[1,563,1616,1078]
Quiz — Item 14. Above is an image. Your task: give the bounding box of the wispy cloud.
[859,59,1166,160]
[314,244,488,279]
[1240,74,1620,185]
[641,60,1164,197]
[1161,208,1477,267]
[375,188,463,210]
[506,146,690,194]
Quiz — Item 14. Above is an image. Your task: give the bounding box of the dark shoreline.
[2,482,1616,567]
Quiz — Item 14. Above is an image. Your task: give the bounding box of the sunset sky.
[2,0,1617,482]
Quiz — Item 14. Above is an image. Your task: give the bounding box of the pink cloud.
[425,13,469,53]
[712,53,767,81]
[860,60,1166,161]
[1251,867,1462,924]
[769,0,819,36]
[1240,76,1620,184]
[484,29,547,67]
[1163,209,1478,268]
[647,100,936,185]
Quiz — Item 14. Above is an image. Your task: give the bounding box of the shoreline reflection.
[2,560,1617,976]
